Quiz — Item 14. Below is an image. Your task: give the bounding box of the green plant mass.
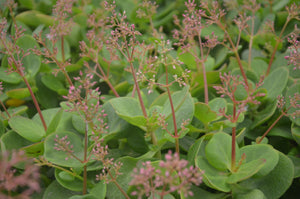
[0,0,300,198]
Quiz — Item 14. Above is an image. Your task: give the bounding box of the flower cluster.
[285,33,300,70]
[63,71,108,135]
[47,0,75,44]
[277,93,300,119]
[93,140,123,184]
[213,72,265,123]
[0,150,40,199]
[130,150,203,199]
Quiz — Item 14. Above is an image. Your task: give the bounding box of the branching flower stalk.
[0,1,47,131]
[80,11,120,97]
[62,71,108,194]
[173,0,219,104]
[242,0,261,68]
[33,0,75,86]
[94,141,130,199]
[266,3,300,75]
[201,1,249,88]
[105,1,147,117]
[257,93,300,144]
[214,72,264,171]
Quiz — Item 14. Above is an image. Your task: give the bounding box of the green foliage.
[0,0,299,198]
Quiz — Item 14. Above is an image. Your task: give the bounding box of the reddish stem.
[0,100,11,118]
[266,17,290,76]
[22,77,47,131]
[257,112,285,144]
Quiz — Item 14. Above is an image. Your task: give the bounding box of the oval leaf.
[8,116,46,142]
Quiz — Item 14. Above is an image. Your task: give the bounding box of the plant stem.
[61,35,65,62]
[108,170,131,199]
[217,23,249,88]
[198,33,209,104]
[82,121,89,194]
[0,100,11,118]
[231,126,236,171]
[22,76,47,131]
[248,15,255,68]
[130,62,148,118]
[257,111,285,144]
[95,62,120,97]
[231,103,237,172]
[266,17,290,76]
[165,63,179,153]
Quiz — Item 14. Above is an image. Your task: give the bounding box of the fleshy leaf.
[8,116,46,142]
[44,131,84,167]
[205,132,240,171]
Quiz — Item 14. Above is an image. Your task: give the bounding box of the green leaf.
[16,10,54,28]
[108,97,147,130]
[208,97,227,120]
[227,159,266,184]
[16,35,41,77]
[291,123,300,145]
[8,116,46,142]
[195,156,231,192]
[47,108,64,135]
[6,87,38,99]
[0,68,21,84]
[1,130,33,150]
[185,185,227,199]
[240,144,279,177]
[43,181,79,199]
[187,135,207,164]
[194,102,218,125]
[234,189,266,199]
[41,74,68,95]
[285,83,300,126]
[288,155,300,178]
[44,131,84,167]
[193,71,220,88]
[178,48,197,70]
[55,169,83,192]
[205,132,240,171]
[261,67,289,101]
[240,152,294,199]
[18,0,35,9]
[103,101,129,134]
[90,181,106,199]
[69,195,98,199]
[250,100,277,129]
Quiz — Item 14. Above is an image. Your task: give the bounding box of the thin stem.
[218,23,249,88]
[22,76,47,131]
[266,17,291,76]
[248,15,255,68]
[165,62,179,153]
[198,33,209,104]
[0,100,11,118]
[124,42,148,118]
[107,170,131,199]
[130,63,148,118]
[231,103,237,172]
[95,62,120,97]
[231,126,236,172]
[82,121,89,195]
[257,111,285,144]
[61,35,65,62]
